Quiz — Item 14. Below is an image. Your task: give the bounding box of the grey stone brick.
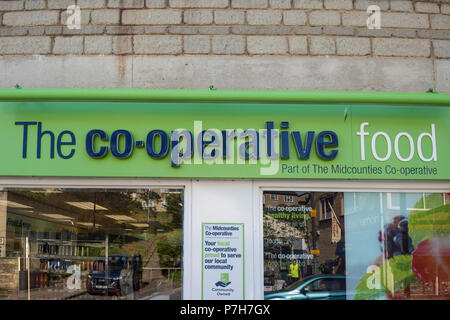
[106,26,145,34]
[169,26,199,34]
[294,26,322,35]
[431,15,450,30]
[324,0,353,10]
[0,1,24,10]
[357,28,392,37]
[169,0,229,8]
[373,38,430,57]
[145,26,168,33]
[113,36,133,54]
[442,4,450,14]
[355,0,389,11]
[146,0,167,8]
[309,11,341,26]
[390,1,413,12]
[247,36,287,54]
[212,35,245,54]
[184,9,213,24]
[310,37,338,54]
[134,35,182,54]
[415,2,440,13]
[310,36,336,55]
[28,27,45,35]
[342,12,367,27]
[63,25,105,35]
[53,36,84,54]
[184,35,210,53]
[270,0,291,9]
[232,25,291,35]
[108,0,144,8]
[3,11,59,26]
[25,0,46,10]
[391,29,416,38]
[418,30,450,40]
[122,9,182,25]
[336,37,370,55]
[293,0,322,9]
[0,36,51,54]
[0,27,28,36]
[247,10,282,25]
[231,0,268,9]
[288,36,307,54]
[323,27,354,36]
[46,26,64,35]
[85,36,113,54]
[381,13,429,29]
[91,9,120,24]
[78,0,106,8]
[198,26,230,34]
[48,0,73,9]
[433,40,450,58]
[283,11,307,26]
[214,10,245,25]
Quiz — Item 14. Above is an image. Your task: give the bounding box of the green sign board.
[0,90,449,180]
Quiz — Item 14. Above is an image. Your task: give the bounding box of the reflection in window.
[320,197,334,220]
[263,192,345,293]
[0,188,183,300]
[264,191,449,301]
[345,192,450,300]
[284,196,294,203]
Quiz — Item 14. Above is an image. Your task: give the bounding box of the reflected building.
[263,191,345,291]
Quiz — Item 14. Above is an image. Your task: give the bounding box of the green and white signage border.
[0,88,449,181]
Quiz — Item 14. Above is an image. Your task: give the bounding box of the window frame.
[0,177,192,300]
[253,179,450,300]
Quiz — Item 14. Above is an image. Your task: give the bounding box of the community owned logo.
[215,273,231,287]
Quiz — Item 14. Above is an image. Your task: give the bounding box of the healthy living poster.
[201,223,245,300]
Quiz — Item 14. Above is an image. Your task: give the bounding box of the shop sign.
[0,102,449,180]
[201,223,245,300]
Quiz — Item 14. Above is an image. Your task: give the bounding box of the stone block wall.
[0,0,448,91]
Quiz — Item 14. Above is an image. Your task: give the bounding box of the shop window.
[270,194,278,201]
[264,191,450,301]
[0,188,183,300]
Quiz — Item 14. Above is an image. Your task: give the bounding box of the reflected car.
[264,274,347,300]
[87,254,142,296]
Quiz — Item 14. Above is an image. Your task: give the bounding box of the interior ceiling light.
[130,223,149,228]
[40,213,75,221]
[105,215,136,222]
[66,201,108,211]
[0,200,33,209]
[31,190,63,194]
[77,222,101,227]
